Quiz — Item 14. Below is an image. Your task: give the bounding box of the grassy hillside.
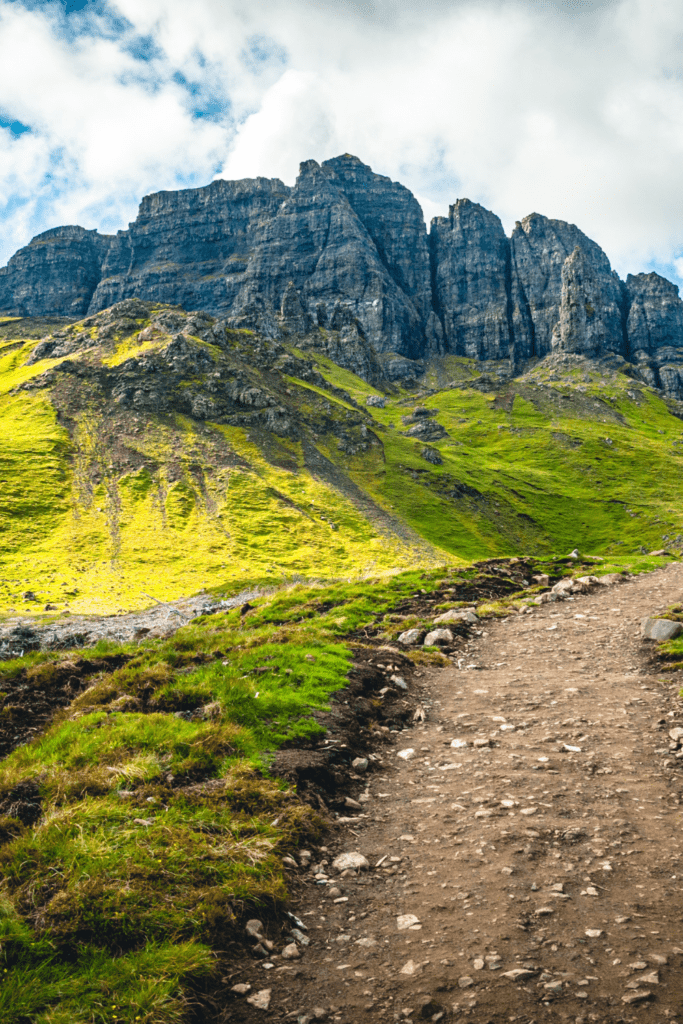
[1,304,683,620]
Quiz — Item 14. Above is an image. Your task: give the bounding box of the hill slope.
[2,301,683,619]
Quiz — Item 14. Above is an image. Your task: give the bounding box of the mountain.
[2,155,683,399]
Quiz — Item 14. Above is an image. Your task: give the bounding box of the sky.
[1,0,683,285]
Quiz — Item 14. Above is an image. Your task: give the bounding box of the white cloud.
[1,0,683,288]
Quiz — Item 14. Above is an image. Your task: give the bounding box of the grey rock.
[641,617,683,640]
[231,983,251,995]
[5,153,683,398]
[511,213,622,358]
[397,628,424,645]
[246,989,272,1010]
[332,851,369,873]
[420,446,442,464]
[627,272,683,358]
[351,757,369,772]
[245,919,265,941]
[621,990,652,1004]
[431,199,513,360]
[0,225,112,317]
[404,419,447,441]
[433,608,477,625]
[366,394,386,407]
[554,246,624,356]
[281,942,302,960]
[423,628,454,646]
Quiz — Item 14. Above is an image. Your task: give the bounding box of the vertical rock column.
[429,199,518,361]
[553,246,626,356]
[511,213,625,359]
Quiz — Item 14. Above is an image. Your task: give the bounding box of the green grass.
[3,310,683,616]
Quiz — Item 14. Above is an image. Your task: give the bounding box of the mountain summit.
[2,154,683,397]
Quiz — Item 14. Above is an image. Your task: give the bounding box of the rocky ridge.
[2,155,683,396]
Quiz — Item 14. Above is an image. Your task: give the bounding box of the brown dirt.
[222,561,683,1024]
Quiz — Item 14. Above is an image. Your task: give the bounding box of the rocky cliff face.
[0,226,112,317]
[2,154,683,396]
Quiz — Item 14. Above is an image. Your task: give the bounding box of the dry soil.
[226,561,683,1024]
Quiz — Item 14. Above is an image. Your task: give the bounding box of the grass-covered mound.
[2,304,683,618]
[0,554,670,1022]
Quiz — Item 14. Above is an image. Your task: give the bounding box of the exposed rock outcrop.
[2,155,683,397]
[554,245,625,356]
[0,226,112,317]
[431,200,513,361]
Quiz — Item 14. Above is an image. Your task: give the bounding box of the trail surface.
[230,562,683,1024]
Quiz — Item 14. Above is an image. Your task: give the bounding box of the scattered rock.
[503,969,537,981]
[366,395,386,407]
[231,983,251,995]
[457,976,474,988]
[245,919,265,941]
[332,852,369,873]
[421,447,442,464]
[397,914,421,930]
[281,942,302,960]
[397,748,415,760]
[473,957,485,970]
[390,674,408,690]
[585,929,604,938]
[351,757,369,772]
[433,609,477,625]
[424,628,454,646]
[621,990,652,1004]
[344,797,362,810]
[641,617,683,640]
[649,549,672,556]
[400,960,420,976]
[282,855,298,869]
[398,628,425,645]
[534,592,561,605]
[246,989,272,1011]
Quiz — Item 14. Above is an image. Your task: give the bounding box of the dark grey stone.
[3,154,683,396]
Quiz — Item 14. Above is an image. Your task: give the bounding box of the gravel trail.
[229,561,683,1023]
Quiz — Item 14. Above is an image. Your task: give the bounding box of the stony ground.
[224,561,683,1024]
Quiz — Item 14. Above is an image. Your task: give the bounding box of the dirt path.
[227,562,683,1024]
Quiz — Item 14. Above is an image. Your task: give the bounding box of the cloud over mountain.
[1,0,682,283]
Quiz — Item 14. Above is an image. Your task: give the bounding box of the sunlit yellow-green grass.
[0,367,433,616]
[3,316,683,620]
